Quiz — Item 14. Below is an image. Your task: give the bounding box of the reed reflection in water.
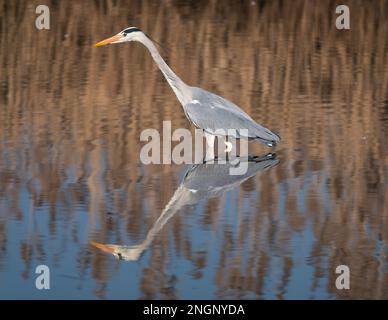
[0,0,387,299]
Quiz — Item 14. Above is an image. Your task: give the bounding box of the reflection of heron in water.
[90,153,279,261]
[95,27,281,152]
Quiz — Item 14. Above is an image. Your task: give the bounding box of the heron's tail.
[253,124,281,147]
[256,132,281,147]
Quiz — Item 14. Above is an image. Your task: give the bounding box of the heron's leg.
[205,133,215,148]
[219,136,233,153]
[224,140,233,153]
[204,132,215,161]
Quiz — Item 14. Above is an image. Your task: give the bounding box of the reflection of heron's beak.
[90,241,115,253]
[94,34,122,47]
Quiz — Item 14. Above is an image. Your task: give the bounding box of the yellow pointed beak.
[90,240,115,253]
[94,34,122,47]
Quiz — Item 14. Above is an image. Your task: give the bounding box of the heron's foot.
[224,141,233,153]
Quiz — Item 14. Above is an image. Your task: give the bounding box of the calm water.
[0,0,387,299]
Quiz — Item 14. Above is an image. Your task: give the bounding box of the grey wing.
[183,88,280,144]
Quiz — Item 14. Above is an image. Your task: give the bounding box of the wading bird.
[95,27,280,151]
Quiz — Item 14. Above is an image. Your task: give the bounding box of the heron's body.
[95,27,281,147]
[184,87,279,144]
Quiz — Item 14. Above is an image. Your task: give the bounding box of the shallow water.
[0,0,387,299]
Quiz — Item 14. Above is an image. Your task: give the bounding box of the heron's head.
[90,240,144,261]
[94,27,145,47]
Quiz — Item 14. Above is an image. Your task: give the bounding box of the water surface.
[0,0,387,299]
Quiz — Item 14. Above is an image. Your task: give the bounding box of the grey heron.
[91,153,279,261]
[95,27,281,150]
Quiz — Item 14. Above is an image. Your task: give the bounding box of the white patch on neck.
[190,100,200,104]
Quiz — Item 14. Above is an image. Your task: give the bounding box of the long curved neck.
[139,35,191,105]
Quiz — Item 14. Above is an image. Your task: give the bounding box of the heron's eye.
[122,33,127,36]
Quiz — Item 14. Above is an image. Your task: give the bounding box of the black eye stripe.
[123,27,141,34]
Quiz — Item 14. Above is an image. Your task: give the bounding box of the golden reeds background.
[0,0,387,299]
